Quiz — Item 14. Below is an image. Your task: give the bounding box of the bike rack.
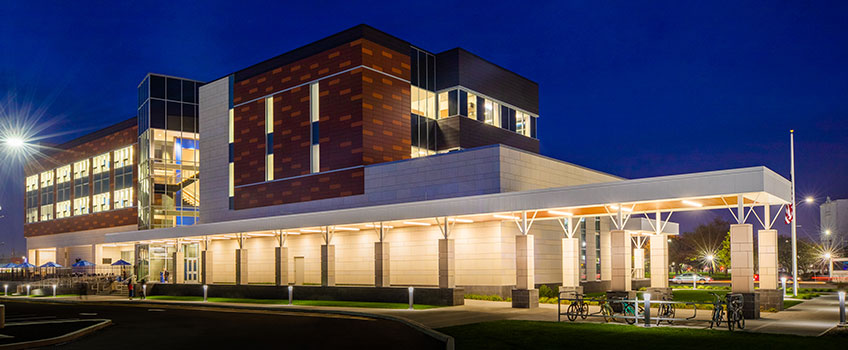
[556,291,745,330]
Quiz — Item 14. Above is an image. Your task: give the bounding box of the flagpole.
[790,130,798,296]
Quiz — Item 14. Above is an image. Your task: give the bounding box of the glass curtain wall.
[137,74,202,230]
[410,47,438,158]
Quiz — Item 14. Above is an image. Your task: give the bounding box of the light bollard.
[288,285,293,305]
[143,284,147,299]
[53,284,57,297]
[839,291,846,327]
[26,285,30,297]
[781,277,787,297]
[693,277,697,290]
[643,293,651,327]
[408,287,414,310]
[203,284,208,302]
[3,284,7,296]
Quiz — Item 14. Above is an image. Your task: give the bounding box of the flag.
[785,203,793,224]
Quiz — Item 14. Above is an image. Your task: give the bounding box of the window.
[73,159,90,215]
[265,96,274,181]
[40,170,54,221]
[113,146,133,209]
[411,86,435,119]
[310,82,320,173]
[484,99,500,126]
[466,92,477,120]
[56,165,71,219]
[25,175,38,223]
[92,153,110,213]
[516,112,529,136]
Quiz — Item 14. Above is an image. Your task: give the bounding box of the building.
[23,25,791,312]
[820,197,848,247]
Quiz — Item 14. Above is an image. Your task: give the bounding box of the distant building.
[820,197,848,247]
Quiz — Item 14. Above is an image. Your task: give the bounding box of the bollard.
[408,287,414,310]
[693,278,697,290]
[0,304,4,329]
[839,291,846,327]
[288,285,293,305]
[781,277,787,297]
[143,284,147,299]
[643,293,651,327]
[26,285,30,296]
[53,284,57,297]
[3,284,6,297]
[203,285,208,302]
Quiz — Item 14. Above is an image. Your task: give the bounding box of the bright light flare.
[682,200,703,207]
[805,197,814,203]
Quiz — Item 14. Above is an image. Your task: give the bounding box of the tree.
[716,232,730,271]
[669,217,731,270]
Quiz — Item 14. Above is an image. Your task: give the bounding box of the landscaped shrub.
[539,285,557,299]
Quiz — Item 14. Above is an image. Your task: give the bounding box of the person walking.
[127,279,134,300]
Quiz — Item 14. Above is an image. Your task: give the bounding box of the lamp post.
[825,253,833,281]
[203,284,208,302]
[790,130,798,297]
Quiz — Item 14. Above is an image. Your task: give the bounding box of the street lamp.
[805,196,814,204]
[824,253,833,280]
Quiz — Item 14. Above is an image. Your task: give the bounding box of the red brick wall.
[24,125,138,237]
[232,39,411,210]
[24,208,137,237]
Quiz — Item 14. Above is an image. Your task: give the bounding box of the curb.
[0,319,112,350]
[0,297,454,350]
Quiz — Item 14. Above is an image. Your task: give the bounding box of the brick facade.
[232,39,411,210]
[24,121,138,237]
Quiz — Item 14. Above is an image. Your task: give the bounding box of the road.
[1,299,445,349]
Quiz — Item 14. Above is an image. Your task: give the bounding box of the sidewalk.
[2,293,842,337]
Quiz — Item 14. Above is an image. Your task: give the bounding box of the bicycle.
[709,292,724,329]
[599,298,615,322]
[565,294,590,321]
[656,295,676,325]
[617,297,638,325]
[726,293,745,331]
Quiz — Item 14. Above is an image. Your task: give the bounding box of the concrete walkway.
[3,293,842,337]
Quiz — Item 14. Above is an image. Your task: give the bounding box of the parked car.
[670,273,713,284]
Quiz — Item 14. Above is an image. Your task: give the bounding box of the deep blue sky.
[1,1,846,257]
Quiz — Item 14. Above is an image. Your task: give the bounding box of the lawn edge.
[0,319,111,350]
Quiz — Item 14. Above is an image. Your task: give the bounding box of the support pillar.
[647,234,671,299]
[321,245,335,286]
[438,239,455,288]
[610,230,631,292]
[757,229,783,311]
[275,247,289,286]
[560,237,583,298]
[91,244,102,265]
[633,248,645,279]
[375,242,390,287]
[513,234,538,308]
[235,249,248,285]
[600,230,611,281]
[201,250,213,285]
[730,224,754,293]
[585,222,598,281]
[174,251,184,284]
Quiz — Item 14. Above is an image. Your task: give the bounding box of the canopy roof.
[107,166,788,243]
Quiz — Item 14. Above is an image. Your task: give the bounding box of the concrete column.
[321,245,335,286]
[649,234,669,288]
[374,242,390,287]
[730,224,754,293]
[561,238,580,288]
[235,249,248,285]
[610,230,632,291]
[585,224,598,281]
[201,250,213,285]
[516,235,535,289]
[600,230,612,281]
[438,239,455,288]
[174,251,185,284]
[633,248,645,279]
[757,229,778,290]
[91,244,102,265]
[275,247,289,286]
[62,247,70,267]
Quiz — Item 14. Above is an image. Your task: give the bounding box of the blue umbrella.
[72,260,95,267]
[1,262,17,268]
[111,259,131,266]
[17,262,36,268]
[39,261,62,268]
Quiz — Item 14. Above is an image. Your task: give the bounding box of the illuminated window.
[40,170,54,221]
[466,92,477,120]
[73,159,90,216]
[25,175,38,223]
[92,153,110,213]
[310,82,319,173]
[114,187,132,209]
[55,165,71,219]
[265,96,274,181]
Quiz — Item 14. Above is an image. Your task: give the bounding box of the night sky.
[1,2,846,257]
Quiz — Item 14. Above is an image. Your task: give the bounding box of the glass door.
[135,244,150,282]
[183,243,199,283]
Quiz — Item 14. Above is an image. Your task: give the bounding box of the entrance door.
[294,257,304,285]
[135,244,150,282]
[183,243,199,283]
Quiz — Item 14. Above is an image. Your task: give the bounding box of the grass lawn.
[783,300,803,309]
[438,320,844,349]
[29,294,79,298]
[144,295,439,309]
